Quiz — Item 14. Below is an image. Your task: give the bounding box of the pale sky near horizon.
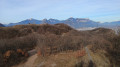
[0,0,120,24]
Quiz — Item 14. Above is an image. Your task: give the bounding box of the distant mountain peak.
[0,23,5,27]
[5,18,120,28]
[27,18,35,20]
[68,17,74,19]
[42,19,49,24]
[76,18,89,20]
[43,18,47,20]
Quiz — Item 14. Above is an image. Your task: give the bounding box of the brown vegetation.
[75,50,86,58]
[0,24,73,67]
[0,24,120,67]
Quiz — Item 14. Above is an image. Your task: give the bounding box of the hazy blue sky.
[0,0,120,24]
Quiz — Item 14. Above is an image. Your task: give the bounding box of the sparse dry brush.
[0,27,19,39]
[0,33,39,67]
[0,33,38,53]
[0,24,73,67]
[0,23,73,39]
[36,27,120,67]
[0,24,120,67]
[107,35,120,66]
[37,23,73,35]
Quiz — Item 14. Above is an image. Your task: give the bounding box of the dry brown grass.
[0,24,73,67]
[0,33,39,67]
[0,24,120,67]
[22,49,111,67]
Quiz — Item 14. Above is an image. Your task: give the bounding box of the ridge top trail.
[85,47,93,61]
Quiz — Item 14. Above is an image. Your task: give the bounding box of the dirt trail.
[24,54,37,67]
[85,47,93,61]
[13,54,37,67]
[28,49,37,56]
[12,47,111,67]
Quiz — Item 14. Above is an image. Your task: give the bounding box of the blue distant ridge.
[5,18,120,28]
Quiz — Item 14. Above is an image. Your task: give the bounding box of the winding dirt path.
[12,54,37,67]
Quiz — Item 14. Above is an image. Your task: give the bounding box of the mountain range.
[3,17,120,28]
[0,23,5,27]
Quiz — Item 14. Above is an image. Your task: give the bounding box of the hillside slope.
[0,24,120,67]
[13,46,111,67]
